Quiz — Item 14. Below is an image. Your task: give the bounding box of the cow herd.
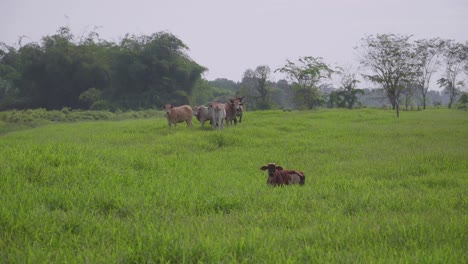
[163,96,244,129]
[162,98,305,187]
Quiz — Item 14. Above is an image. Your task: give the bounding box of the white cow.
[193,105,213,128]
[209,103,226,129]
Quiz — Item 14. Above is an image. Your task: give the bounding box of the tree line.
[238,35,467,116]
[1,29,467,115]
[0,27,205,110]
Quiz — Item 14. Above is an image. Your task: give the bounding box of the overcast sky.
[1,0,467,82]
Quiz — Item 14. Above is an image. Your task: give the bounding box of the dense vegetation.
[2,29,467,113]
[1,109,467,262]
[0,27,206,110]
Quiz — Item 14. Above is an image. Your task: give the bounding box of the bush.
[79,88,102,108]
[0,108,165,134]
[90,100,113,111]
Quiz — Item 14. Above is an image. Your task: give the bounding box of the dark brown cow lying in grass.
[163,104,192,128]
[260,163,305,186]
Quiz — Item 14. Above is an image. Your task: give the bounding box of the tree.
[0,27,207,110]
[401,80,419,111]
[239,66,272,110]
[275,56,334,109]
[273,79,294,109]
[79,88,102,108]
[0,46,22,109]
[336,68,363,109]
[111,32,206,108]
[356,34,417,117]
[458,92,468,110]
[413,38,444,109]
[254,65,271,110]
[438,40,467,109]
[239,69,257,110]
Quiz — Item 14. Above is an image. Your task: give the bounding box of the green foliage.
[457,92,468,110]
[0,27,206,110]
[191,79,235,105]
[458,92,468,104]
[357,34,417,117]
[0,108,163,134]
[438,40,467,109]
[79,88,102,108]
[276,56,334,109]
[0,109,467,262]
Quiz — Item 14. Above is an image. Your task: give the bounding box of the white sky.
[1,0,467,83]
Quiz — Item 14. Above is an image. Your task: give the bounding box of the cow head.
[260,163,283,176]
[261,163,285,185]
[192,106,200,116]
[163,104,173,115]
[230,98,242,111]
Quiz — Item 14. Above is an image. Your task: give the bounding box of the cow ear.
[276,166,283,170]
[170,105,174,108]
[260,166,268,170]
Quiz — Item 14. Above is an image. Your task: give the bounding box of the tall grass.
[1,109,467,263]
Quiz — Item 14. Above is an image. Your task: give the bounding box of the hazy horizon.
[2,0,467,84]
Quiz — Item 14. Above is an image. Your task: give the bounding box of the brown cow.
[260,163,305,186]
[223,99,242,126]
[163,104,192,128]
[234,96,244,123]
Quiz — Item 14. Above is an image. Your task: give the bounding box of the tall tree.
[401,79,419,111]
[437,40,467,109]
[275,56,334,109]
[239,69,256,110]
[240,66,272,110]
[254,65,271,110]
[356,34,417,117]
[413,38,443,109]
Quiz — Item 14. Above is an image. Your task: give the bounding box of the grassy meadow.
[0,108,467,263]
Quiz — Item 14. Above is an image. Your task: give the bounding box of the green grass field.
[1,108,467,263]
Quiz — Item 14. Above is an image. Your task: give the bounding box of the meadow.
[0,108,467,263]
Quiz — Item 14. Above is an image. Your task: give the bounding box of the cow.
[208,103,226,129]
[162,104,193,128]
[234,96,244,123]
[192,105,213,128]
[223,99,242,126]
[260,163,305,186]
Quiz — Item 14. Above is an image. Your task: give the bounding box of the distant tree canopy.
[275,56,335,109]
[356,34,468,116]
[1,28,466,112]
[0,27,206,110]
